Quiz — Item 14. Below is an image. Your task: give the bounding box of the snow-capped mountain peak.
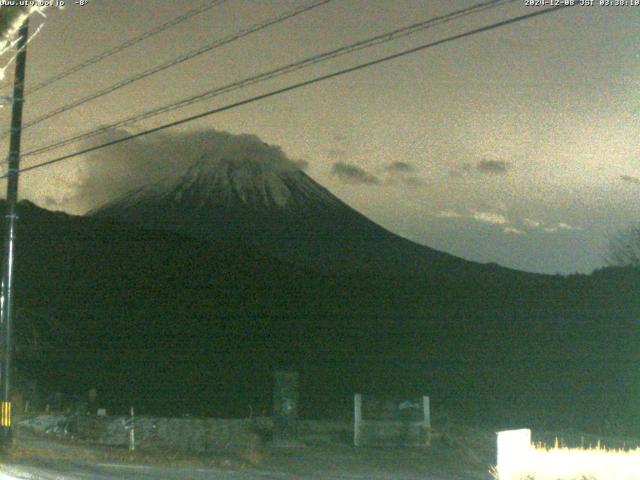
[177,156,295,208]
[94,150,341,217]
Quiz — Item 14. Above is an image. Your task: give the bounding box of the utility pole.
[0,18,29,446]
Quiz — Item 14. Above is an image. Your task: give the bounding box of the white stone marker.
[496,428,531,479]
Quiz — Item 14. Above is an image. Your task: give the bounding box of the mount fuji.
[92,149,496,275]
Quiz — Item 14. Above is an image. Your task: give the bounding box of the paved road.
[0,432,491,479]
[0,451,491,480]
[0,461,456,480]
[0,461,308,480]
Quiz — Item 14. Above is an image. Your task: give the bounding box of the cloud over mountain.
[40,128,306,214]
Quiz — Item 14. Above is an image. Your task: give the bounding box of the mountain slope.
[92,154,509,276]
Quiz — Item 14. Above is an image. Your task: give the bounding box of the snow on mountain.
[170,155,340,209]
[99,141,341,214]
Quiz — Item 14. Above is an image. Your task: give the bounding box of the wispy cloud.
[477,159,511,175]
[437,210,463,218]
[331,162,380,185]
[385,161,415,173]
[471,211,509,225]
[449,159,512,178]
[401,176,425,187]
[437,209,533,236]
[523,218,542,228]
[380,161,426,187]
[436,206,583,237]
[556,222,582,231]
[621,174,640,185]
[503,226,524,235]
[523,218,582,233]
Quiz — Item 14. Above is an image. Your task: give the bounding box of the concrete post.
[422,395,431,446]
[422,396,430,428]
[353,394,362,446]
[272,370,299,446]
[129,406,135,451]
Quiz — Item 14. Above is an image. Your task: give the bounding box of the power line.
[5,0,230,97]
[4,5,573,179]
[0,0,333,141]
[22,0,514,159]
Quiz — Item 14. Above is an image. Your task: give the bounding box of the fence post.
[353,394,362,447]
[129,406,135,452]
[422,395,431,446]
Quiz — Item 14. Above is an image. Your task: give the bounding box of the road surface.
[0,429,493,479]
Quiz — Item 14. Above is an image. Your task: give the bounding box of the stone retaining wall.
[17,414,352,452]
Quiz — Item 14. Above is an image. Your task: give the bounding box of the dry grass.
[493,440,640,480]
[436,424,496,469]
[0,438,263,470]
[236,432,266,466]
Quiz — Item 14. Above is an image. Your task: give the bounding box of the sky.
[0,0,638,274]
